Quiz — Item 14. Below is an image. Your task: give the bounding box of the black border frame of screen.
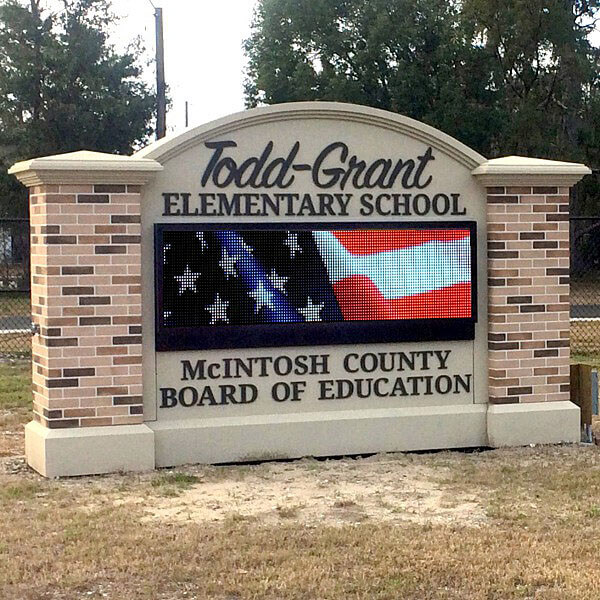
[155,221,478,351]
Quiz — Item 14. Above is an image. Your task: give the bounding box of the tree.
[462,0,600,161]
[0,0,156,216]
[244,0,503,156]
[244,0,600,210]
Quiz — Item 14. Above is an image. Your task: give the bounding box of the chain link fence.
[571,216,600,357]
[0,218,31,359]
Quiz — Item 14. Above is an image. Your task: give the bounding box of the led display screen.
[155,223,477,350]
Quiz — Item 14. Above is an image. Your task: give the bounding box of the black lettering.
[413,147,435,189]
[394,194,412,216]
[240,384,258,404]
[454,374,472,393]
[435,350,451,370]
[261,142,299,188]
[313,142,348,188]
[419,351,434,370]
[319,380,336,400]
[344,353,359,373]
[391,377,408,396]
[160,388,178,408]
[236,142,274,187]
[199,193,217,216]
[298,194,317,216]
[413,194,431,216]
[179,386,199,407]
[373,378,390,397]
[294,355,309,376]
[199,386,217,406]
[397,352,415,371]
[355,378,372,398]
[435,376,452,394]
[407,376,423,395]
[423,375,434,395]
[219,385,237,405]
[162,193,181,216]
[272,382,290,402]
[217,193,241,216]
[310,354,330,375]
[290,381,306,401]
[375,193,392,216]
[262,193,280,216]
[182,360,203,381]
[359,194,374,216]
[451,193,467,215]
[202,140,238,186]
[335,194,352,216]
[274,356,293,376]
[432,193,450,216]
[360,353,378,373]
[336,379,354,399]
[340,155,366,188]
[365,159,392,188]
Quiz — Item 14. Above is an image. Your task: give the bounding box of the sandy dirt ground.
[114,455,487,527]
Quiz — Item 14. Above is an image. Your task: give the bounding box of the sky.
[113,0,259,137]
[110,0,599,141]
[42,0,600,143]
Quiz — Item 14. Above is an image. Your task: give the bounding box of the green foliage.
[462,0,600,161]
[244,0,600,209]
[0,361,31,411]
[0,0,156,216]
[244,0,502,155]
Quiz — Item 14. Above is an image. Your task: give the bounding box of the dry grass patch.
[1,358,600,598]
[2,446,600,598]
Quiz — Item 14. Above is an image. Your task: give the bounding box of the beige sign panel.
[139,102,489,465]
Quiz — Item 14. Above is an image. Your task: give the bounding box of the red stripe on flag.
[333,276,472,320]
[331,230,470,255]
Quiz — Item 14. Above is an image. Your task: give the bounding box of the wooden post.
[571,364,592,440]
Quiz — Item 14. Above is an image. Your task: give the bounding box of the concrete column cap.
[8,150,163,187]
[472,155,591,187]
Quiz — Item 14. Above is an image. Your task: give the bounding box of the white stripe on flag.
[313,231,471,299]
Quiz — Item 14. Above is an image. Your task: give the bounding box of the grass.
[0,332,31,359]
[0,362,31,411]
[572,352,600,368]
[276,504,304,519]
[149,472,201,497]
[0,361,31,457]
[4,447,600,598]
[0,291,30,316]
[0,291,31,359]
[4,356,600,597]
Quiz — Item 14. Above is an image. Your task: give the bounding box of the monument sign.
[9,102,590,476]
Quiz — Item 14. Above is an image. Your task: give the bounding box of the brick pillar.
[10,151,162,476]
[486,185,570,404]
[29,183,144,428]
[472,157,590,446]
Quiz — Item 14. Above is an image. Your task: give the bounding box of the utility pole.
[185,101,189,128]
[154,6,167,139]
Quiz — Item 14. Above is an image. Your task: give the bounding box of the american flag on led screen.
[160,228,472,327]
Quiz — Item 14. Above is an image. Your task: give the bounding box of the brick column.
[29,183,144,428]
[485,185,570,404]
[10,151,162,477]
[473,157,590,446]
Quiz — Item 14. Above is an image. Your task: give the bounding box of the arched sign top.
[135,101,487,169]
